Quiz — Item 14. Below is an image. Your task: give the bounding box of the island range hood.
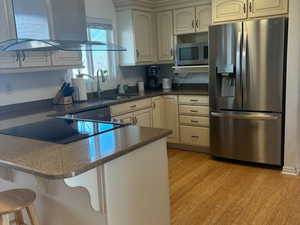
[0,0,126,52]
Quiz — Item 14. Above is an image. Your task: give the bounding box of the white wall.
[0,0,145,106]
[283,0,300,175]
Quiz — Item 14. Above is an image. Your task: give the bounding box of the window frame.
[82,17,116,80]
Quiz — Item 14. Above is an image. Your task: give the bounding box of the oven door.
[176,43,207,66]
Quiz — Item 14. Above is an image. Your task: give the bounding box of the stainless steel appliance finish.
[209,17,287,166]
[210,111,282,165]
[176,42,209,66]
[0,0,125,51]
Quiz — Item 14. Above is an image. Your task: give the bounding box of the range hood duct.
[0,0,126,52]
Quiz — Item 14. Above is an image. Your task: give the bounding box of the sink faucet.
[96,69,107,98]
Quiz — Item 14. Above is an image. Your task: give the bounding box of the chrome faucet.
[96,69,107,98]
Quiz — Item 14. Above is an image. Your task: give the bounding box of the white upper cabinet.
[174,6,212,35]
[117,9,155,66]
[212,0,248,23]
[212,0,289,24]
[174,7,196,35]
[20,52,52,68]
[133,11,155,63]
[248,0,289,18]
[156,11,174,61]
[196,6,212,32]
[0,0,20,69]
[0,0,83,71]
[51,51,82,66]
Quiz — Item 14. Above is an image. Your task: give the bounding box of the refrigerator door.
[210,111,283,166]
[242,18,287,112]
[209,23,243,111]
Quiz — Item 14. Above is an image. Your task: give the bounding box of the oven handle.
[211,112,280,120]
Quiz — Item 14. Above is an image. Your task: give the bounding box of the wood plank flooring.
[168,149,300,225]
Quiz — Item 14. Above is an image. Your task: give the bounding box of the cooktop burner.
[0,118,123,144]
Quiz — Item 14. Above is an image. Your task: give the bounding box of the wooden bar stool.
[0,189,40,225]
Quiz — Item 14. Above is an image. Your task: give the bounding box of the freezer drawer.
[210,111,283,166]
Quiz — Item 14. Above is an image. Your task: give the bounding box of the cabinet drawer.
[180,116,209,127]
[179,95,209,106]
[179,105,209,116]
[111,98,152,116]
[180,126,209,147]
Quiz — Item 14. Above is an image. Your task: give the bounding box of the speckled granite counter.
[0,88,209,121]
[0,125,171,179]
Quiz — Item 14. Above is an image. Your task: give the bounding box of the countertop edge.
[0,129,172,180]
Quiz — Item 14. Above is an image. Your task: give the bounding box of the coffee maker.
[145,66,161,90]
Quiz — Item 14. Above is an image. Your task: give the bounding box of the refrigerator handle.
[242,31,248,105]
[211,112,279,120]
[236,31,243,106]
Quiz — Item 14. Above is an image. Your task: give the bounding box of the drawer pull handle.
[191,136,199,139]
[191,120,199,123]
[190,99,199,102]
[190,110,198,113]
[130,105,137,108]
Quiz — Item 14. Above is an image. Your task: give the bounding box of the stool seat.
[0,189,36,215]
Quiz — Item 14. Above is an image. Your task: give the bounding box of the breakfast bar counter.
[0,125,172,225]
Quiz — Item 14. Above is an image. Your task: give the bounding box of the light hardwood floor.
[168,149,300,225]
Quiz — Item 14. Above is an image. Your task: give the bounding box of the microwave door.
[176,45,199,65]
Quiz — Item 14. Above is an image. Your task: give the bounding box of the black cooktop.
[0,118,123,144]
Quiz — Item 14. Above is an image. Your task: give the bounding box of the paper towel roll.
[72,78,88,101]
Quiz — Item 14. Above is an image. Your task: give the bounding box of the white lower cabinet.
[111,95,209,148]
[164,95,180,144]
[152,96,165,128]
[135,108,153,127]
[180,126,209,147]
[178,95,210,149]
[112,113,134,124]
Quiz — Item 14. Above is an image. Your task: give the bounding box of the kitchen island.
[0,125,171,225]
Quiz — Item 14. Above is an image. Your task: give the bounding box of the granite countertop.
[0,125,171,179]
[0,87,209,121]
[0,86,206,179]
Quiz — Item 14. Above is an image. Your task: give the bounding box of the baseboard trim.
[282,166,299,176]
[167,143,210,154]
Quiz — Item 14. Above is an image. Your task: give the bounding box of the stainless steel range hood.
[0,0,126,52]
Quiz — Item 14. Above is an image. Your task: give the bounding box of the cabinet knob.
[243,3,246,14]
[196,19,199,29]
[192,20,195,28]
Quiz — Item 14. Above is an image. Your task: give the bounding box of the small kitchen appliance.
[162,78,172,90]
[145,66,161,90]
[176,42,208,66]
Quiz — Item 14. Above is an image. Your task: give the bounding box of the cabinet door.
[196,6,212,32]
[152,97,165,129]
[248,0,288,18]
[157,11,174,61]
[51,51,83,66]
[164,95,179,143]
[174,7,196,35]
[133,11,154,63]
[112,113,134,124]
[0,0,20,69]
[20,52,51,67]
[212,0,248,24]
[134,108,153,128]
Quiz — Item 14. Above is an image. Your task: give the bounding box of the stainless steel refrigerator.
[209,17,287,166]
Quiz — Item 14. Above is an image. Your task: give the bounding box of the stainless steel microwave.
[176,42,209,66]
